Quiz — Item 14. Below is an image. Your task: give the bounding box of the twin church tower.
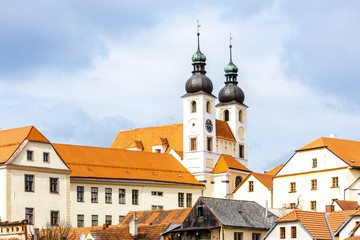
[181,26,249,197]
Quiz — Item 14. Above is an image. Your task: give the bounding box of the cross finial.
[229,32,233,62]
[197,20,201,36]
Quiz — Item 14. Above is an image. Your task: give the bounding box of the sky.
[1,0,360,172]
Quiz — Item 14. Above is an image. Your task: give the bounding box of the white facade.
[263,221,313,240]
[338,214,360,240]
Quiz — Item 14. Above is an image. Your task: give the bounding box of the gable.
[212,155,249,174]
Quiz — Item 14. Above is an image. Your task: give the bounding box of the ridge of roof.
[266,164,285,176]
[251,172,274,189]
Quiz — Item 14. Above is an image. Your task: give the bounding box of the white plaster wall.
[264,222,312,240]
[212,174,228,198]
[223,227,267,240]
[233,175,271,208]
[70,181,203,227]
[0,168,5,221]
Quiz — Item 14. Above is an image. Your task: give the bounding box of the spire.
[229,32,233,62]
[224,32,239,83]
[197,20,201,51]
[191,20,206,72]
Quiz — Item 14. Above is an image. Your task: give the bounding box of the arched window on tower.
[224,110,229,121]
[235,176,242,188]
[191,101,196,113]
[206,101,211,113]
[239,109,244,123]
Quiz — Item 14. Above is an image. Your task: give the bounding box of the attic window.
[197,206,204,217]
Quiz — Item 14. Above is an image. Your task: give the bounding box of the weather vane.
[229,32,233,48]
[197,20,201,36]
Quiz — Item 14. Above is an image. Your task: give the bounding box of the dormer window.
[191,101,197,113]
[198,206,204,217]
[27,151,33,161]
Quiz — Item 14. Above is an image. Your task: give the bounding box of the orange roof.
[327,210,358,235]
[266,164,285,176]
[233,171,273,193]
[276,210,332,239]
[52,143,203,186]
[121,208,191,226]
[345,237,360,240]
[298,137,360,167]
[215,120,236,141]
[212,155,250,174]
[334,200,359,210]
[0,126,49,163]
[111,124,183,152]
[127,140,143,149]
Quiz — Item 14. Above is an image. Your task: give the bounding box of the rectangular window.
[186,193,192,207]
[290,203,296,209]
[312,158,317,168]
[92,215,98,227]
[249,181,254,192]
[178,193,184,207]
[132,189,139,205]
[332,177,339,187]
[252,233,261,240]
[190,138,197,151]
[105,188,112,204]
[77,215,84,228]
[151,205,163,210]
[151,191,163,196]
[198,206,203,217]
[91,187,98,203]
[290,182,296,192]
[119,189,126,204]
[239,144,245,158]
[291,226,297,238]
[50,178,59,193]
[207,137,213,151]
[280,227,285,239]
[311,179,317,190]
[25,208,34,225]
[119,215,125,223]
[77,186,84,202]
[43,152,49,162]
[50,211,59,226]
[105,215,112,225]
[234,232,243,240]
[27,151,33,161]
[25,175,34,192]
[311,201,316,211]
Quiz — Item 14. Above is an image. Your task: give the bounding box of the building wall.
[70,180,203,227]
[264,222,312,240]
[338,215,360,240]
[223,227,268,240]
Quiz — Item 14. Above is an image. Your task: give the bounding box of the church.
[111,30,251,198]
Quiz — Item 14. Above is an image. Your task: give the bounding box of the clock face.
[205,119,213,133]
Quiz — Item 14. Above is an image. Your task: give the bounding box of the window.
[27,151,33,161]
[25,208,34,225]
[105,215,112,225]
[332,177,339,187]
[77,186,84,202]
[132,190,139,205]
[311,201,316,211]
[252,233,261,240]
[178,193,184,207]
[235,176,242,187]
[105,188,112,204]
[291,226,297,238]
[77,215,84,228]
[239,144,245,158]
[198,206,203,217]
[155,149,161,153]
[119,215,125,223]
[290,182,296,192]
[191,101,196,113]
[186,193,192,207]
[239,110,244,123]
[190,138,197,151]
[151,205,163,210]
[207,137,213,151]
[290,203,296,209]
[234,232,243,240]
[312,158,317,168]
[119,189,126,204]
[92,215,98,227]
[311,179,317,190]
[224,110,229,121]
[25,175,34,192]
[206,101,211,113]
[50,211,59,226]
[50,178,59,193]
[151,191,163,196]
[280,227,285,239]
[249,181,254,192]
[91,187,98,203]
[43,152,49,162]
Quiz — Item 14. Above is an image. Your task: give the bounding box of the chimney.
[330,133,337,138]
[325,205,334,213]
[129,212,138,237]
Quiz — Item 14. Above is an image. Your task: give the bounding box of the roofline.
[70,177,205,187]
[261,222,277,240]
[181,91,217,99]
[200,197,224,225]
[298,221,318,240]
[215,101,248,108]
[228,167,251,173]
[274,166,348,179]
[232,172,252,193]
[334,215,353,236]
[296,146,326,152]
[272,152,297,177]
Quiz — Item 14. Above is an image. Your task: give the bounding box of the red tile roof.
[327,210,358,235]
[52,143,203,186]
[215,120,236,141]
[298,137,360,167]
[266,164,285,176]
[212,155,250,173]
[334,200,359,210]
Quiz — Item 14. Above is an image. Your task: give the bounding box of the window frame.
[224,110,229,121]
[49,178,59,193]
[291,226,297,238]
[310,201,317,211]
[119,188,126,204]
[178,193,184,207]
[77,186,84,202]
[252,233,261,240]
[207,137,213,152]
[248,181,254,192]
[206,101,211,113]
[50,211,59,226]
[25,175,34,192]
[234,232,243,240]
[27,151,33,161]
[186,193,192,207]
[91,187,98,203]
[312,158,317,168]
[332,177,339,188]
[77,214,84,228]
[191,101,196,113]
[290,182,296,193]
[105,188,112,204]
[132,189,139,205]
[311,179,317,190]
[239,144,245,158]
[91,215,98,227]
[280,227,285,239]
[105,215,112,225]
[190,138,197,151]
[43,152,50,163]
[25,208,34,225]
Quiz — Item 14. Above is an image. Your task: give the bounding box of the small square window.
[252,233,261,240]
[27,151,33,161]
[290,203,296,209]
[310,201,317,211]
[43,152,49,162]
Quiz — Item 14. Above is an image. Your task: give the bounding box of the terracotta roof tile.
[212,155,250,173]
[266,164,285,176]
[252,172,274,189]
[298,137,360,167]
[327,210,357,235]
[0,126,49,163]
[215,120,236,141]
[127,140,143,149]
[345,237,360,240]
[334,200,359,210]
[52,143,203,186]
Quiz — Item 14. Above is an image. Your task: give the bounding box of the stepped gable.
[52,143,203,186]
